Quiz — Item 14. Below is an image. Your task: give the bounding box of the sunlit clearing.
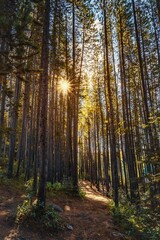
[80,181,111,205]
[58,80,71,95]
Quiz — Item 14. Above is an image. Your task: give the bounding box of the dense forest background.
[0,0,160,239]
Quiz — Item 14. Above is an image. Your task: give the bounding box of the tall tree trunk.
[16,77,30,177]
[37,0,50,207]
[103,0,119,206]
[7,76,21,178]
[72,0,78,191]
[0,77,6,158]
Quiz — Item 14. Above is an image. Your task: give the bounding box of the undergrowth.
[46,180,86,199]
[16,199,62,232]
[16,178,85,233]
[16,179,63,232]
[0,170,25,191]
[0,167,85,233]
[111,192,160,240]
[0,172,62,232]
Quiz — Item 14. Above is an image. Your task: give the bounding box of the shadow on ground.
[0,180,128,240]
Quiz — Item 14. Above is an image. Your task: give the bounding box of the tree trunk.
[103,0,119,206]
[37,0,50,207]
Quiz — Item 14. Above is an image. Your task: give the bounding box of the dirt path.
[0,181,128,240]
[56,181,127,240]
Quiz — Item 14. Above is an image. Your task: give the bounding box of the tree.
[103,0,119,206]
[37,0,50,207]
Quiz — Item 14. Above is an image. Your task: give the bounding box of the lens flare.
[58,80,71,95]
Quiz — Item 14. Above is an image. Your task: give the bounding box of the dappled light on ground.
[80,181,111,205]
[64,205,71,211]
[0,180,127,240]
[0,210,9,217]
[54,181,126,240]
[4,228,19,240]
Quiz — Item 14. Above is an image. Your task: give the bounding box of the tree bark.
[37,0,50,207]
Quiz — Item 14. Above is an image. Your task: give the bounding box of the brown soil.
[0,180,129,240]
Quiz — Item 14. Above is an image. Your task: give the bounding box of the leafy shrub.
[46,180,86,198]
[25,179,34,192]
[46,182,53,191]
[41,205,61,230]
[46,182,62,191]
[46,180,73,194]
[16,199,62,231]
[24,179,35,203]
[16,199,32,223]
[111,194,160,240]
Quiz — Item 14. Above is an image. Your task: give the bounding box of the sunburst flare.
[58,80,71,95]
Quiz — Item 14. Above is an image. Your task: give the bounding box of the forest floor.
[0,180,130,240]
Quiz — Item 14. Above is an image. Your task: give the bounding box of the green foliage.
[13,177,63,231]
[46,180,73,194]
[16,199,32,223]
[40,205,62,230]
[46,180,86,199]
[110,194,160,240]
[46,182,62,191]
[77,187,86,199]
[16,199,62,231]
[24,178,35,202]
[25,178,34,192]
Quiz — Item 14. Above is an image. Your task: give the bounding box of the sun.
[58,79,71,95]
